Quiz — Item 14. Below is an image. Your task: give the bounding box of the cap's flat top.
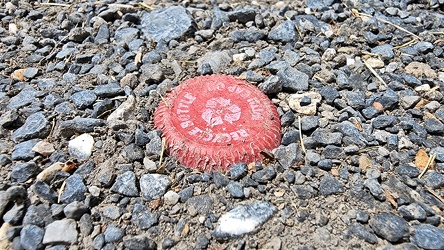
[154,75,281,171]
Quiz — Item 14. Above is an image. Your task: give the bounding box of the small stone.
[288,92,322,115]
[227,182,244,198]
[11,112,50,143]
[104,225,124,243]
[68,133,94,161]
[59,118,106,137]
[33,180,58,203]
[124,236,157,250]
[281,130,298,146]
[398,203,427,221]
[111,171,139,196]
[43,219,78,244]
[31,141,55,157]
[164,191,180,206]
[369,213,409,243]
[318,159,333,171]
[424,118,444,135]
[300,96,311,106]
[396,165,419,178]
[319,86,339,103]
[213,172,229,188]
[178,186,194,203]
[11,140,37,161]
[71,90,97,109]
[102,205,122,220]
[195,234,210,249]
[214,201,276,239]
[252,167,277,184]
[20,225,44,250]
[63,201,89,220]
[123,144,144,162]
[319,175,344,195]
[185,195,213,216]
[371,44,394,62]
[425,172,444,189]
[11,162,39,183]
[347,223,378,244]
[273,143,304,169]
[268,21,296,43]
[400,96,421,109]
[312,129,342,146]
[364,178,385,201]
[60,174,87,204]
[229,162,248,180]
[143,157,157,172]
[140,174,171,201]
[411,224,444,250]
[278,67,309,91]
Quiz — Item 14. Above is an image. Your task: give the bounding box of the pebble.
[68,133,94,161]
[268,21,296,43]
[11,140,37,161]
[364,178,385,201]
[110,171,139,197]
[411,224,444,249]
[424,118,444,135]
[347,223,378,244]
[43,219,78,244]
[214,201,276,239]
[20,224,44,250]
[11,162,38,183]
[140,174,171,201]
[124,236,157,250]
[229,162,248,180]
[71,90,97,109]
[319,175,344,195]
[287,92,322,115]
[227,181,244,198]
[63,201,89,220]
[59,118,105,137]
[60,174,87,204]
[31,141,55,157]
[277,67,309,92]
[33,180,58,203]
[425,172,444,189]
[369,213,409,243]
[185,195,213,216]
[141,6,194,43]
[163,191,180,206]
[11,112,50,143]
[273,143,303,169]
[398,203,427,221]
[104,225,125,243]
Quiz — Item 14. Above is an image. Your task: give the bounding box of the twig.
[425,186,444,204]
[58,181,66,203]
[156,91,169,106]
[138,2,154,10]
[364,59,387,87]
[159,137,166,167]
[394,39,418,49]
[47,118,56,143]
[38,2,71,7]
[418,154,436,179]
[298,116,306,154]
[353,9,421,40]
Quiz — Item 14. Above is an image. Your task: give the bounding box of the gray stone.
[424,118,444,135]
[33,180,58,203]
[115,27,139,46]
[23,204,51,227]
[93,234,105,249]
[258,75,282,94]
[374,88,399,110]
[140,64,164,84]
[252,167,276,184]
[0,154,12,167]
[372,115,398,129]
[60,174,87,204]
[230,28,266,43]
[281,130,298,146]
[43,219,78,245]
[411,224,444,249]
[7,88,39,110]
[63,201,89,220]
[140,174,171,201]
[398,203,427,221]
[277,67,309,91]
[347,223,378,244]
[371,44,394,62]
[227,181,244,198]
[185,195,213,216]
[11,140,37,161]
[93,82,124,98]
[11,162,38,183]
[178,186,194,203]
[214,201,276,239]
[133,212,159,230]
[146,134,162,156]
[364,178,385,201]
[319,86,339,103]
[291,185,317,199]
[104,225,124,243]
[59,118,105,137]
[71,90,97,109]
[273,143,304,169]
[268,21,296,43]
[102,205,122,220]
[163,191,180,206]
[111,171,139,196]
[141,6,195,43]
[79,214,93,235]
[318,159,333,171]
[301,116,319,131]
[123,144,144,162]
[20,224,44,250]
[425,172,444,189]
[400,95,421,109]
[322,145,344,159]
[124,236,157,250]
[197,51,232,74]
[396,164,419,178]
[414,41,434,53]
[11,112,50,143]
[369,213,409,243]
[312,129,342,146]
[229,162,248,180]
[319,175,344,195]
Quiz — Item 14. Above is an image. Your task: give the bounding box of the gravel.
[1,1,443,249]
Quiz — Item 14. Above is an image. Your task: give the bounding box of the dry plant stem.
[364,59,387,87]
[138,2,154,10]
[298,116,306,154]
[418,154,436,179]
[159,137,166,167]
[356,11,421,40]
[394,39,418,49]
[39,3,71,7]
[425,186,444,204]
[58,181,66,203]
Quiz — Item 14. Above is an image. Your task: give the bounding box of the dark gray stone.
[425,172,444,189]
[396,165,419,178]
[281,130,298,146]
[374,88,399,110]
[140,174,171,201]
[59,118,105,137]
[141,6,195,43]
[320,86,339,103]
[93,234,105,249]
[11,112,50,143]
[230,28,266,43]
[424,118,444,135]
[252,167,276,184]
[115,28,139,46]
[104,225,124,243]
[11,162,38,183]
[292,185,317,199]
[11,140,37,161]
[318,159,333,171]
[93,82,124,98]
[178,186,194,203]
[371,44,394,62]
[140,64,164,84]
[123,144,144,162]
[63,201,89,220]
[213,172,229,188]
[79,214,93,236]
[132,211,159,229]
[195,234,209,249]
[301,116,319,131]
[124,236,157,250]
[60,174,87,204]
[319,175,344,195]
[347,223,378,244]
[33,180,58,203]
[322,145,343,159]
[372,115,398,129]
[312,129,342,146]
[364,178,385,201]
[277,67,309,91]
[20,224,44,250]
[398,203,427,221]
[23,67,39,79]
[111,171,139,197]
[229,162,248,180]
[411,224,444,249]
[0,154,12,167]
[71,90,97,109]
[369,213,409,243]
[268,21,296,43]
[273,143,304,169]
[185,195,213,215]
[227,181,244,198]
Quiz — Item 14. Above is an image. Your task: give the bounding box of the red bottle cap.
[154,75,281,172]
